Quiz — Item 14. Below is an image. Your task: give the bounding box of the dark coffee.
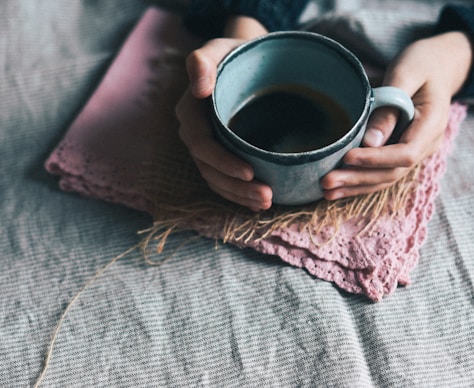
[227,84,352,153]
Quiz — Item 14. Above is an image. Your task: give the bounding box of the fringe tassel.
[138,156,421,252]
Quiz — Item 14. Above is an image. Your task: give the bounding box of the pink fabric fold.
[46,8,201,213]
[45,8,467,301]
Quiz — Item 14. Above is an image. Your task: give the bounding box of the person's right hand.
[176,18,273,212]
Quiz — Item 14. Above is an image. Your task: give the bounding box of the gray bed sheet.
[1,1,473,387]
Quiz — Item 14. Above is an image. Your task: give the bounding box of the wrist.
[223,15,268,40]
[435,31,473,95]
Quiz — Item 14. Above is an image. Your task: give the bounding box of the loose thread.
[33,227,195,388]
[33,244,140,388]
[139,224,201,266]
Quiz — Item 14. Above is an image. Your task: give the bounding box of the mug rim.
[211,31,373,165]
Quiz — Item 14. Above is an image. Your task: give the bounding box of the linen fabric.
[2,1,474,386]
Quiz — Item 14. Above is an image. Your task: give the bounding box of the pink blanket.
[45,8,467,301]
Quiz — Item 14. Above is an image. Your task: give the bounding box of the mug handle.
[371,86,415,144]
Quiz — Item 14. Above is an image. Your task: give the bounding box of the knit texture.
[183,0,310,38]
[45,8,468,301]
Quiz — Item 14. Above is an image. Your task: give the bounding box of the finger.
[345,104,446,169]
[343,143,417,169]
[208,182,273,211]
[362,53,424,148]
[363,107,399,147]
[323,181,400,201]
[210,184,272,211]
[177,89,254,181]
[190,137,254,182]
[198,161,273,210]
[321,166,408,191]
[186,38,244,99]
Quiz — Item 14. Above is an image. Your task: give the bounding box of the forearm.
[435,5,474,99]
[438,31,473,97]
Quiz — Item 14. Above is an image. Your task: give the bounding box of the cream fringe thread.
[32,233,184,388]
[142,163,421,252]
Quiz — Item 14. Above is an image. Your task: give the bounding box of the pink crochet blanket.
[45,8,467,301]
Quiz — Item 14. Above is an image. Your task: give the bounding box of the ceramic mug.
[211,31,415,205]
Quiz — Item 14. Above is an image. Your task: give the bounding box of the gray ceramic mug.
[211,31,415,205]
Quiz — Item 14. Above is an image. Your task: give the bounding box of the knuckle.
[400,150,418,168]
[185,49,201,71]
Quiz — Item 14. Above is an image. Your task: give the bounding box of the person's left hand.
[176,16,273,211]
[321,31,473,200]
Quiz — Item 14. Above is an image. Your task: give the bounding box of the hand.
[176,17,273,211]
[321,31,473,200]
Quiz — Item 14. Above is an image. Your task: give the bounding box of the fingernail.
[364,128,384,147]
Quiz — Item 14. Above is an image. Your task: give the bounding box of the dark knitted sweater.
[184,1,474,99]
[183,0,310,38]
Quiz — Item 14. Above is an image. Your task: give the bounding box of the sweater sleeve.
[435,4,474,100]
[183,0,310,39]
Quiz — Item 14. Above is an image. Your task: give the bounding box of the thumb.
[186,38,244,99]
[363,107,400,147]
